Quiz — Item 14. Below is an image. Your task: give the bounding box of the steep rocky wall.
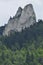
[3,4,36,36]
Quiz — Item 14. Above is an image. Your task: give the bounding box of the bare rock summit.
[3,4,36,36]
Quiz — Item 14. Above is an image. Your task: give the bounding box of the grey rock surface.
[3,4,36,36]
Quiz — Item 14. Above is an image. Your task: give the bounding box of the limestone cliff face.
[3,4,36,36]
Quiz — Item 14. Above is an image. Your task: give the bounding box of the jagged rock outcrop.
[3,4,36,36]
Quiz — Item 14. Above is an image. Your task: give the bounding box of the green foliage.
[0,19,43,65]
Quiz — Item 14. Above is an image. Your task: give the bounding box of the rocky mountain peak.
[25,4,33,7]
[14,7,23,18]
[3,4,36,36]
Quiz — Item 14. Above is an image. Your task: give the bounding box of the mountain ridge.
[3,4,36,36]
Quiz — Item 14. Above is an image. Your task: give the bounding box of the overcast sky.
[0,0,43,26]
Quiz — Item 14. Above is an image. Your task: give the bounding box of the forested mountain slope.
[0,26,5,35]
[0,20,43,65]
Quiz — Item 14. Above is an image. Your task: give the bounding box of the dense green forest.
[0,19,43,65]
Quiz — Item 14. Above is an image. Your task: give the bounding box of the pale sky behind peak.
[0,0,43,26]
